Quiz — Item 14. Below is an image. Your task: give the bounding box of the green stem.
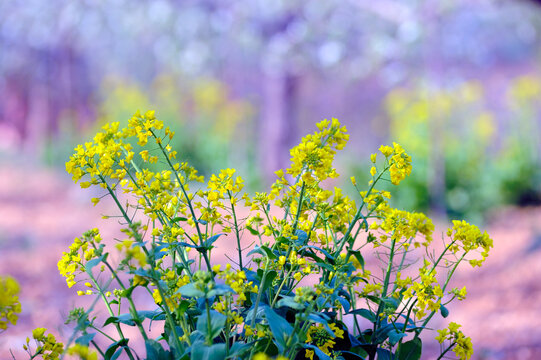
[89,325,117,342]
[205,299,213,345]
[99,258,149,341]
[155,278,183,352]
[90,340,106,358]
[436,342,456,360]
[335,167,387,257]
[371,235,397,343]
[87,273,135,360]
[250,259,269,327]
[270,267,294,308]
[228,191,244,270]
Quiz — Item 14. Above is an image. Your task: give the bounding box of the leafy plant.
[24,113,492,359]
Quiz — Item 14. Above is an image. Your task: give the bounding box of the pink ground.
[1,163,540,359]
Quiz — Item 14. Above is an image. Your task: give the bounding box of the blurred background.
[1,0,541,358]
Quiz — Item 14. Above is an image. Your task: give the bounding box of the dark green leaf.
[190,341,226,360]
[347,249,365,271]
[376,348,394,360]
[299,245,334,262]
[397,337,422,360]
[260,270,277,293]
[145,338,172,360]
[103,316,120,327]
[196,310,227,341]
[340,350,367,359]
[110,349,123,360]
[276,296,305,310]
[228,341,252,357]
[263,306,295,353]
[349,308,376,323]
[171,216,188,223]
[388,329,407,346]
[104,339,129,360]
[374,323,395,343]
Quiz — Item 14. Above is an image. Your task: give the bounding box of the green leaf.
[246,225,260,236]
[196,310,227,341]
[260,270,277,293]
[204,233,224,248]
[374,323,394,343]
[247,245,277,260]
[347,249,365,271]
[299,245,334,262]
[388,329,407,346]
[110,349,123,360]
[397,337,422,360]
[376,348,394,360]
[177,283,205,298]
[84,254,107,275]
[103,316,120,327]
[171,216,188,223]
[276,296,305,310]
[75,333,95,346]
[349,308,376,322]
[315,261,334,272]
[104,311,162,328]
[190,342,226,360]
[440,304,449,318]
[145,338,172,360]
[228,342,252,357]
[343,349,368,359]
[263,306,295,353]
[294,229,308,246]
[206,284,234,298]
[104,339,129,360]
[117,313,137,326]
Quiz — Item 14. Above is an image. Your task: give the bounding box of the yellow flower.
[68,343,98,360]
[32,327,46,340]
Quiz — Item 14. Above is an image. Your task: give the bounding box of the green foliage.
[29,114,492,359]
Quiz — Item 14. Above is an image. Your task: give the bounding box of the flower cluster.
[58,229,102,288]
[378,142,412,185]
[447,220,493,266]
[40,113,492,360]
[23,328,64,360]
[286,118,348,181]
[0,275,21,331]
[305,322,344,360]
[436,322,474,360]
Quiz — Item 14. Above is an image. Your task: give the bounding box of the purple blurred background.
[1,0,541,358]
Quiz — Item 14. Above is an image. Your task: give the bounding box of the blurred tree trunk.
[260,69,298,183]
